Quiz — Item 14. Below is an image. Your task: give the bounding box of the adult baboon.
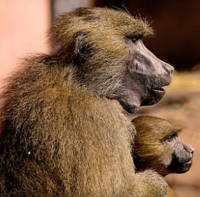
[0,7,173,197]
[132,116,194,176]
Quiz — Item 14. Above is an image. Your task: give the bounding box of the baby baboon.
[132,116,194,176]
[0,7,173,197]
[132,116,194,197]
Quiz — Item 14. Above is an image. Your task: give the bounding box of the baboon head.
[50,8,174,113]
[132,116,194,176]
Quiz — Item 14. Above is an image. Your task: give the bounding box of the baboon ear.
[73,31,93,66]
[74,32,88,53]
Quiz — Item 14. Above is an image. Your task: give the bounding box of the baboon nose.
[164,63,174,75]
[169,65,174,75]
[184,145,194,154]
[190,147,195,154]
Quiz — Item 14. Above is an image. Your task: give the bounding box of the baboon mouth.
[185,160,192,165]
[141,87,166,106]
[152,87,165,97]
[168,158,193,173]
[152,80,171,97]
[184,158,193,167]
[154,87,165,92]
[179,161,192,173]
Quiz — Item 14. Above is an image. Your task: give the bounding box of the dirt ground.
[135,71,200,197]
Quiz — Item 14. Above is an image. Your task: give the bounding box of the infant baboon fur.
[0,7,173,197]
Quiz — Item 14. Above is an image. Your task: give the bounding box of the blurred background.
[0,0,200,196]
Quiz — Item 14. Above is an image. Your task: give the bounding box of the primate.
[0,7,173,197]
[132,116,194,176]
[132,116,194,197]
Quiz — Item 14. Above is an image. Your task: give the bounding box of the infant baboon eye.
[125,34,143,43]
[165,133,177,142]
[161,133,177,142]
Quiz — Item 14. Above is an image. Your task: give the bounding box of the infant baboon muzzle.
[167,144,194,173]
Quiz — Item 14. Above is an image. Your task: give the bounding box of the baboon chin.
[0,7,173,197]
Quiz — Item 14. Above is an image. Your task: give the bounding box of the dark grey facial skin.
[164,135,194,174]
[119,40,174,113]
[73,35,174,115]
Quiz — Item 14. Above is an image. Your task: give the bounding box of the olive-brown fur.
[0,8,167,197]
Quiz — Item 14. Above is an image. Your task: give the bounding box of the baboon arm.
[133,170,168,197]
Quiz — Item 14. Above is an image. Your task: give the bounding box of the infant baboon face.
[164,133,194,174]
[50,8,174,114]
[132,116,194,176]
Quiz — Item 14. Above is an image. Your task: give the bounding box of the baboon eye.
[125,34,143,43]
[165,133,177,142]
[161,133,177,142]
